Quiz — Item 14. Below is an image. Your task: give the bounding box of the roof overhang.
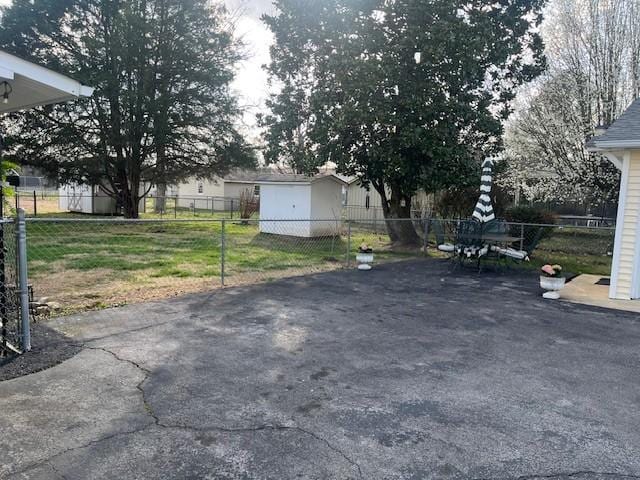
[255,175,347,186]
[587,140,640,151]
[0,50,94,113]
[586,144,625,170]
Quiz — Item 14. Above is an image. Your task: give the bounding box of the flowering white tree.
[502,0,638,209]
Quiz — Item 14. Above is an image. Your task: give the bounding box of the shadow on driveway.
[2,259,640,479]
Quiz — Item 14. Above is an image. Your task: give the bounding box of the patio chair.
[432,219,456,254]
[456,220,483,257]
[483,219,508,235]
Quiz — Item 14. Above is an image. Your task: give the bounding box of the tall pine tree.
[0,0,255,217]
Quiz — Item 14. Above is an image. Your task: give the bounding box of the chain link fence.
[19,216,616,319]
[11,191,244,219]
[0,214,31,355]
[425,218,615,276]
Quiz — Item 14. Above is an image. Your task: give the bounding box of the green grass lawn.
[24,216,613,313]
[528,227,614,276]
[25,219,415,313]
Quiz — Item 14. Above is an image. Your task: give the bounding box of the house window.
[365,194,370,209]
[254,185,260,196]
[197,182,204,194]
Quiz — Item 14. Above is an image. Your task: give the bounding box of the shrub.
[504,206,556,225]
[504,206,556,254]
[239,187,259,223]
[434,184,511,219]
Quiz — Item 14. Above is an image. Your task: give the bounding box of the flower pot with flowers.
[540,264,565,299]
[356,242,374,270]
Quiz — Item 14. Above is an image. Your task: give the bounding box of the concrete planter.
[540,275,566,299]
[356,252,374,271]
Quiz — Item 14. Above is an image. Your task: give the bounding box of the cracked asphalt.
[1,259,640,480]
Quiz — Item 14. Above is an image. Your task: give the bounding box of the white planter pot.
[540,275,565,299]
[356,252,374,270]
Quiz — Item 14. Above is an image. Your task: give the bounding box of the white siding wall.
[224,182,256,199]
[613,151,640,299]
[310,179,343,236]
[347,183,384,208]
[259,184,312,237]
[176,178,225,209]
[59,183,93,213]
[345,182,433,221]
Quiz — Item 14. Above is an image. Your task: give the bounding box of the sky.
[225,0,277,139]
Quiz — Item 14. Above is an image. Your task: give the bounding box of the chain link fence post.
[16,208,30,352]
[0,187,6,355]
[220,219,226,286]
[423,217,430,255]
[520,223,525,251]
[346,220,351,267]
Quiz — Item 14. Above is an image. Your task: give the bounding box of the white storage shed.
[257,174,346,237]
[59,183,146,215]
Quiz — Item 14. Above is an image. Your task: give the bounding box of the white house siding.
[259,183,312,237]
[345,182,432,221]
[613,151,640,299]
[176,178,225,210]
[224,181,256,201]
[310,179,343,236]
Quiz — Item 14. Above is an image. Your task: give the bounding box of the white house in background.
[342,176,434,220]
[587,99,640,300]
[257,173,346,237]
[174,170,263,211]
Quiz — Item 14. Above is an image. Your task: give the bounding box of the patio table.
[457,233,522,243]
[480,234,522,243]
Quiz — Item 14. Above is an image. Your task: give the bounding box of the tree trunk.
[122,190,139,218]
[155,183,166,213]
[120,174,140,219]
[375,183,420,246]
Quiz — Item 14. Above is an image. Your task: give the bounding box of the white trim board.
[609,151,630,299]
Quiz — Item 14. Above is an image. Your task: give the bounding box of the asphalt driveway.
[1,260,640,479]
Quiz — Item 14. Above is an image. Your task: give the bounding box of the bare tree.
[503,0,638,208]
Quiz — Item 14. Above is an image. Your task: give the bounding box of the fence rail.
[10,192,243,219]
[15,216,614,320]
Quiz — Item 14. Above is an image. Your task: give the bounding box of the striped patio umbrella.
[472,158,495,223]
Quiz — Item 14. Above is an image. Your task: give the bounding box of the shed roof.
[586,98,640,150]
[253,173,346,185]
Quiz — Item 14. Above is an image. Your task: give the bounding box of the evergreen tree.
[0,0,255,217]
[262,0,545,243]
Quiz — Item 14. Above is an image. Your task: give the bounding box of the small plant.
[358,242,373,253]
[541,264,563,278]
[238,187,259,224]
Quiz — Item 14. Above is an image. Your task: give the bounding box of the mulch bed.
[0,322,81,382]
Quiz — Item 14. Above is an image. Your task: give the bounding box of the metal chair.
[432,219,456,255]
